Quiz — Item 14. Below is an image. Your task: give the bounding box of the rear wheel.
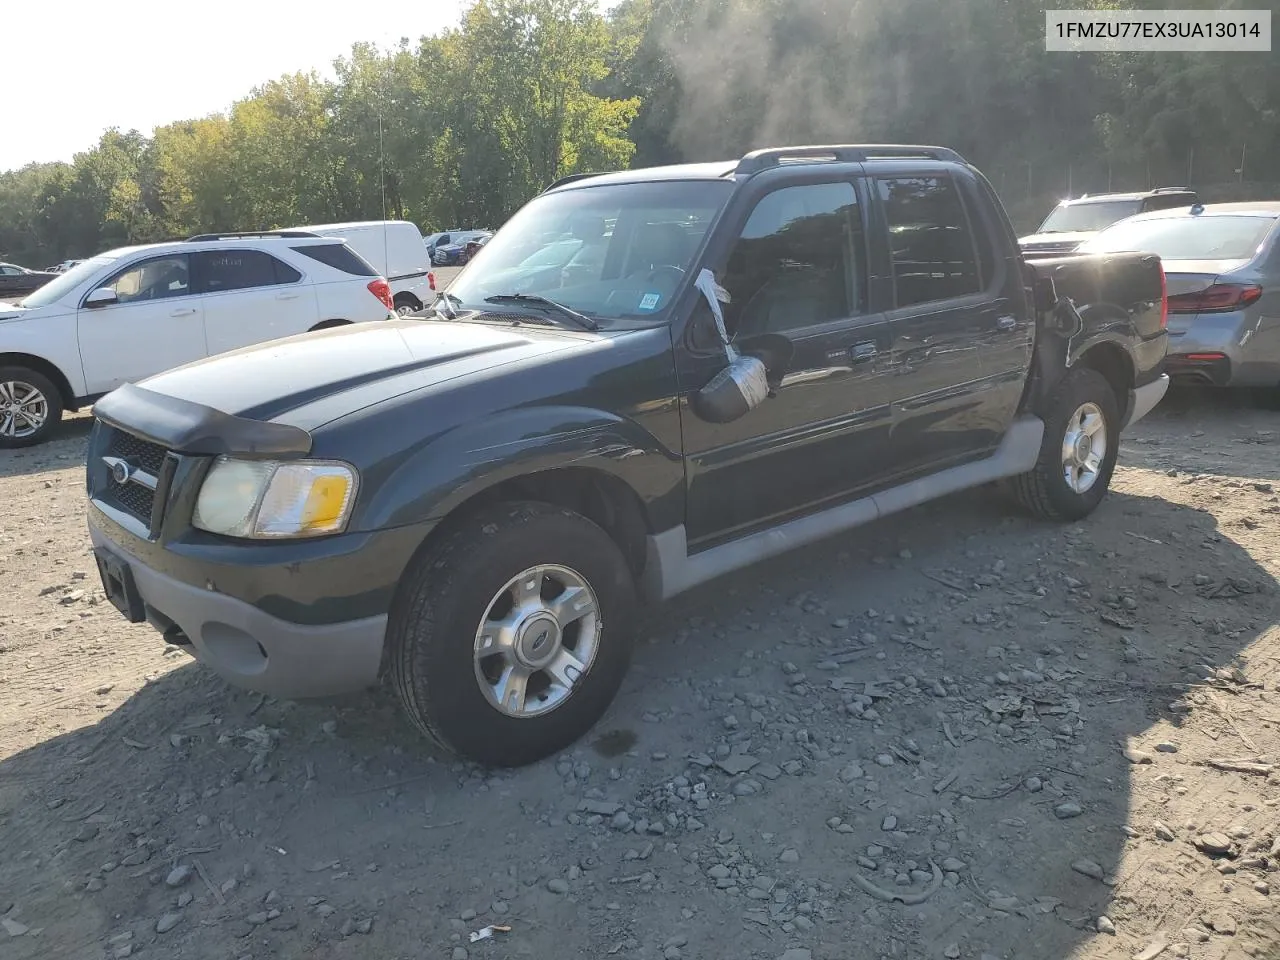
[0,366,63,449]
[388,501,636,767]
[1010,366,1120,521]
[393,294,421,317]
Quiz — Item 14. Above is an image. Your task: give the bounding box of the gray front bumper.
[90,527,386,699]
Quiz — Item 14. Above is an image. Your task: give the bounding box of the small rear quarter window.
[291,243,378,277]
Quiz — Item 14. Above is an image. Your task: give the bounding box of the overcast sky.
[4,0,615,172]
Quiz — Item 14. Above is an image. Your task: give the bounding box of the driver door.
[676,178,897,548]
[77,253,207,394]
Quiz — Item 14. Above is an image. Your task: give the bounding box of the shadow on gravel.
[1,485,1277,960]
[1128,386,1279,484]
[0,415,92,479]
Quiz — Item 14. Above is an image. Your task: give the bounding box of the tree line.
[2,0,1277,268]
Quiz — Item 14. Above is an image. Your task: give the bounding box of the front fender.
[354,404,685,532]
[0,310,87,397]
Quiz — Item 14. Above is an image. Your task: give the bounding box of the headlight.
[192,457,358,539]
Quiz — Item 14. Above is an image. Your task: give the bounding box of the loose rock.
[3,918,30,937]
[165,865,193,888]
[1071,858,1104,881]
[1195,833,1233,856]
[1054,801,1083,819]
[1202,911,1237,935]
[155,913,182,935]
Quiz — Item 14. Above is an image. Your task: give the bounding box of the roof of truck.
[544,145,971,193]
[1059,187,1196,206]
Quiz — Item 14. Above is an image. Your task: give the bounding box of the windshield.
[1078,215,1278,261]
[19,254,117,308]
[447,179,732,323]
[1037,200,1141,234]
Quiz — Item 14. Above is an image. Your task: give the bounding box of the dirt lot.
[2,388,1278,960]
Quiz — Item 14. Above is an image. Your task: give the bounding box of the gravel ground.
[1,387,1278,960]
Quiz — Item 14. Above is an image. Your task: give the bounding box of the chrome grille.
[106,431,167,475]
[101,429,169,527]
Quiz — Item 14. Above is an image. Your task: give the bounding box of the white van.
[298,221,435,316]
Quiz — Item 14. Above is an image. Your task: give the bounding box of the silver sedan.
[1078,202,1280,396]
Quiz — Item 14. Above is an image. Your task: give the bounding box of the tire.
[388,501,637,767]
[308,319,350,332]
[393,295,421,317]
[1010,366,1120,522]
[0,366,64,449]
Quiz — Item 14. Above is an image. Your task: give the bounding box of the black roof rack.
[1151,186,1194,193]
[184,230,321,242]
[734,144,965,176]
[543,171,617,193]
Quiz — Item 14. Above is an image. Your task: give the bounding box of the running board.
[644,416,1045,602]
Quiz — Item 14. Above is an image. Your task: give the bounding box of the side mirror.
[84,287,118,308]
[693,355,770,423]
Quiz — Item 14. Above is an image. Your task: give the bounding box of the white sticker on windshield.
[638,292,661,311]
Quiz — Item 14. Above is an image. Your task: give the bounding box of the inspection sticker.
[638,292,661,311]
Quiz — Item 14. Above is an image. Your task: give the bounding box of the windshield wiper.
[431,290,462,319]
[484,294,600,331]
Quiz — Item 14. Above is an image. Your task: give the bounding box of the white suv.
[0,231,395,447]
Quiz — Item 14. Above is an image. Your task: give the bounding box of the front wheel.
[1010,366,1120,522]
[387,502,636,767]
[0,366,64,449]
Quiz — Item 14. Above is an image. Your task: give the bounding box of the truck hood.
[1018,231,1096,249]
[135,318,588,431]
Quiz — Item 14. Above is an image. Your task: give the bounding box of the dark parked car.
[0,262,58,299]
[86,143,1169,767]
[461,234,490,264]
[432,231,492,266]
[1020,187,1198,257]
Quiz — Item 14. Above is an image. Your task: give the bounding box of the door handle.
[169,307,197,317]
[850,341,878,363]
[276,292,300,301]
[995,315,1017,331]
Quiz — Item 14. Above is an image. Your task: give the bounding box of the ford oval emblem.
[108,458,132,484]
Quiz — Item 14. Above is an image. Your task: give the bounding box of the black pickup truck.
[85,144,1169,767]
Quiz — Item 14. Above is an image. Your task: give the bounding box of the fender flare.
[354,404,684,533]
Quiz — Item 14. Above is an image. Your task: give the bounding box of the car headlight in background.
[192,457,358,539]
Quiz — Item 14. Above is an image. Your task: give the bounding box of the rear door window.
[877,176,981,307]
[194,250,300,293]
